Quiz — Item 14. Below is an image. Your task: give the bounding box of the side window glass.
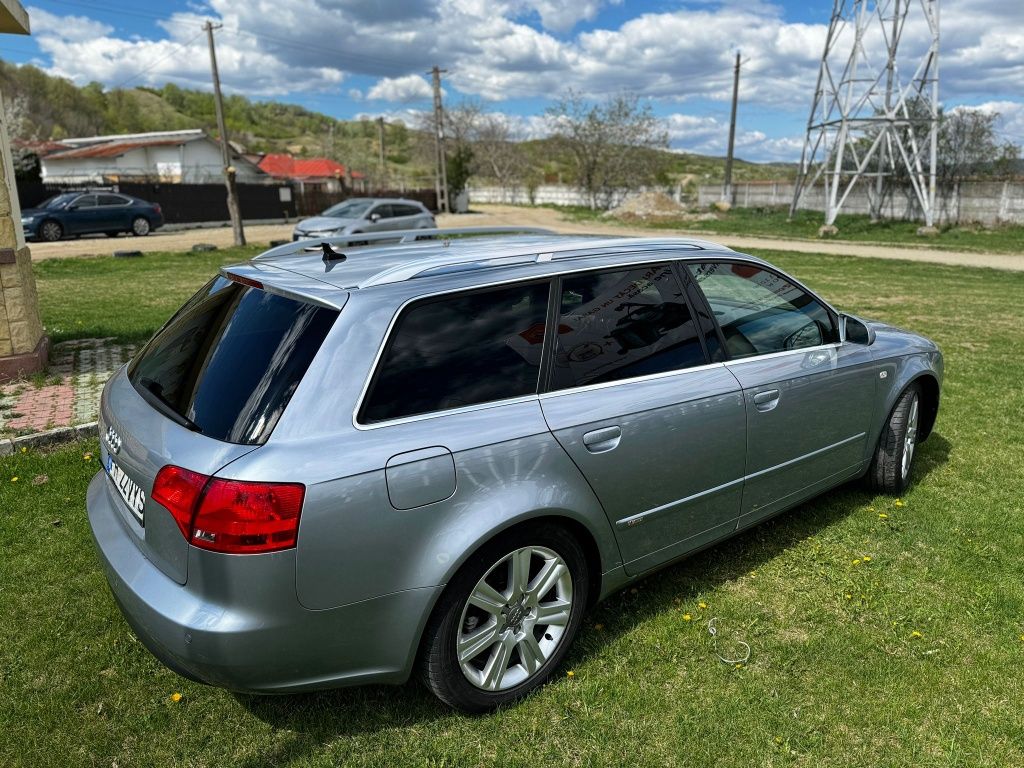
[371,205,392,219]
[74,194,97,208]
[361,281,550,423]
[688,262,837,358]
[99,194,126,206]
[398,204,422,217]
[551,264,705,390]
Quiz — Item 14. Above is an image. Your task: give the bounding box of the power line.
[108,29,205,90]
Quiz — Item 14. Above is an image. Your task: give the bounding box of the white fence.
[467,184,680,209]
[697,180,1024,226]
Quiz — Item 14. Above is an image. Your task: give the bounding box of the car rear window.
[360,281,550,423]
[127,276,338,445]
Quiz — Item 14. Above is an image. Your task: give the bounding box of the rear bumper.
[87,471,440,692]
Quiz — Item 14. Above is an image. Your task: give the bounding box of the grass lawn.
[2,247,1024,766]
[550,203,1024,254]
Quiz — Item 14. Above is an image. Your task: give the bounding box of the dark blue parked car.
[22,191,164,242]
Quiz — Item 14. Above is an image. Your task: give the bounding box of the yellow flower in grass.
[862,556,872,563]
[698,601,708,610]
[878,513,889,519]
[566,670,575,678]
[844,593,852,600]
[894,499,905,507]
[83,453,93,461]
[910,630,923,639]
[10,477,17,483]
[170,692,182,702]
[683,613,692,621]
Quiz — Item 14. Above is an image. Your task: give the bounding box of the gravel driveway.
[26,206,1024,271]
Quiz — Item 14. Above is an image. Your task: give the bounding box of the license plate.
[106,455,146,525]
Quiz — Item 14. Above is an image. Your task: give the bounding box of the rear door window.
[128,276,338,444]
[688,262,837,358]
[550,264,706,390]
[360,281,550,423]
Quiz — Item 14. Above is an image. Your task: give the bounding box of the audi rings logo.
[105,425,123,455]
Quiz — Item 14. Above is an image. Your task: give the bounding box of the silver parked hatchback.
[292,197,436,241]
[87,229,942,711]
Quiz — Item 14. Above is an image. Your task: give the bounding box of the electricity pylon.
[790,0,940,230]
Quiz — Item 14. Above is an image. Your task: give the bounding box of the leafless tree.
[546,90,669,208]
[472,114,528,193]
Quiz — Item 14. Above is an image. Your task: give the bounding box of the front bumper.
[87,471,440,692]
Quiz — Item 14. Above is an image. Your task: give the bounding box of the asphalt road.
[26,205,1024,271]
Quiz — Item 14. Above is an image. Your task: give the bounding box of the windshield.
[321,199,372,218]
[127,276,339,445]
[38,193,79,210]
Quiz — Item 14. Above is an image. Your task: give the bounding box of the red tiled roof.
[257,153,364,180]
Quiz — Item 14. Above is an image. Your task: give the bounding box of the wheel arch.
[410,510,606,679]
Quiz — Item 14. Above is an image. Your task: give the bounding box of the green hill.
[0,59,792,188]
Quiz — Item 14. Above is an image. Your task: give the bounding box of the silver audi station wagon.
[87,228,942,711]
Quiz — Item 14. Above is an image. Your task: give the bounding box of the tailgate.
[98,369,256,584]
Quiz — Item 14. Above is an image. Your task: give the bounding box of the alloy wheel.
[456,545,573,692]
[901,394,919,480]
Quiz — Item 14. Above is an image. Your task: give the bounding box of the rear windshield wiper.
[136,377,203,433]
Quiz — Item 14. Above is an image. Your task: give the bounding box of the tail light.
[154,204,162,215]
[152,465,304,554]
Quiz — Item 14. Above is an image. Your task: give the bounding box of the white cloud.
[18,0,1024,162]
[366,74,434,102]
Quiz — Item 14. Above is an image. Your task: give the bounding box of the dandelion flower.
[844,593,852,600]
[911,630,923,639]
[862,556,872,563]
[566,670,575,678]
[774,736,784,745]
[170,692,182,702]
[894,499,905,507]
[83,453,93,461]
[878,513,888,519]
[734,663,744,669]
[852,559,862,565]
[10,477,17,483]
[20,447,27,453]
[698,601,708,610]
[683,613,692,621]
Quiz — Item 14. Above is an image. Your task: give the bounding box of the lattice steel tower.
[790,0,940,229]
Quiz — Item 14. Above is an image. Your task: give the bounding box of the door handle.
[753,389,781,412]
[583,426,621,453]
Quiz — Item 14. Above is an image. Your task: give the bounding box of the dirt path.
[27,205,1024,271]
[439,205,1024,271]
[27,223,297,261]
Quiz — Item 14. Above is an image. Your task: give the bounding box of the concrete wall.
[697,180,1024,226]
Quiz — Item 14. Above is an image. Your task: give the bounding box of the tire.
[419,524,589,712]
[868,383,922,495]
[131,217,151,236]
[39,219,63,242]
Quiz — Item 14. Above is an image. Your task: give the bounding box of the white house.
[39,129,267,184]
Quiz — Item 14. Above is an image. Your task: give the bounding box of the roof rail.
[253,226,556,261]
[357,237,727,289]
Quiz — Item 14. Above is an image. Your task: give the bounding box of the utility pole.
[376,116,386,188]
[204,20,245,246]
[428,65,450,214]
[722,51,741,204]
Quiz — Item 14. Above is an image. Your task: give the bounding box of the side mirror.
[842,314,876,346]
[369,212,381,222]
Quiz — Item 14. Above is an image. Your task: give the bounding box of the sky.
[3,0,1024,163]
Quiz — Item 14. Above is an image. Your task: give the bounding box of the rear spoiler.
[220,263,349,311]
[253,226,556,261]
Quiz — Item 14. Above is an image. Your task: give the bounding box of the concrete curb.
[0,422,98,456]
